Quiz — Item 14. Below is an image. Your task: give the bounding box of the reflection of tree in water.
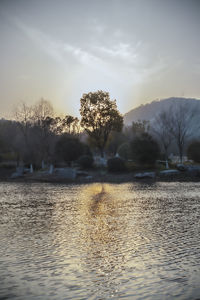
[78,184,129,299]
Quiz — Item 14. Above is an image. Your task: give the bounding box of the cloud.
[11,17,171,115]
[13,18,167,85]
[14,18,106,70]
[94,43,138,62]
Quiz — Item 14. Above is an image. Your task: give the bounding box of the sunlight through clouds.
[0,0,199,116]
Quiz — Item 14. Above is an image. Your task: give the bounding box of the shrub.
[55,135,85,165]
[130,133,160,165]
[107,157,126,172]
[117,142,132,160]
[77,155,94,169]
[187,141,200,163]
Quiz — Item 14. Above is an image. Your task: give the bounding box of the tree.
[187,141,200,163]
[117,142,132,160]
[80,90,123,157]
[54,135,85,165]
[106,131,127,155]
[123,120,149,142]
[132,120,150,136]
[14,101,34,147]
[32,98,54,125]
[169,102,198,163]
[61,115,80,135]
[130,133,160,165]
[14,99,55,166]
[152,110,172,160]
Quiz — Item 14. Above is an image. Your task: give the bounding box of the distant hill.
[124,97,200,126]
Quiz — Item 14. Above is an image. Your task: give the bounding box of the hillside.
[124,97,200,126]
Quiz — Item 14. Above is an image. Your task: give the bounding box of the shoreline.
[0,171,200,184]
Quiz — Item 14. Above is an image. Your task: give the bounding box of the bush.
[130,133,160,165]
[55,135,85,165]
[77,155,94,169]
[107,157,126,172]
[117,142,132,160]
[187,141,200,163]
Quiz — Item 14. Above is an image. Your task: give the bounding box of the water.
[0,182,199,300]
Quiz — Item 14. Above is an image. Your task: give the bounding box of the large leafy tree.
[80,90,123,157]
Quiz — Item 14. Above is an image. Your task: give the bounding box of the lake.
[0,182,199,299]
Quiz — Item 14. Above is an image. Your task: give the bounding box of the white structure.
[30,164,33,173]
[49,164,54,174]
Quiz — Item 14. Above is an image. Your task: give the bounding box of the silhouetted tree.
[152,110,172,160]
[14,99,55,166]
[187,141,200,163]
[131,133,160,164]
[118,142,132,160]
[54,135,85,166]
[124,120,149,142]
[106,131,127,155]
[80,90,123,157]
[169,103,198,163]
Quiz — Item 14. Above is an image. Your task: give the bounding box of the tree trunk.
[179,146,183,163]
[100,147,104,158]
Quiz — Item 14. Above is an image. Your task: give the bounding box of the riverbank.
[0,168,200,184]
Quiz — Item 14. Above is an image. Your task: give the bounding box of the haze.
[0,0,199,117]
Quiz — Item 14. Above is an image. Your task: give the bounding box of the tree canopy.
[131,133,160,165]
[80,90,123,156]
[55,135,85,165]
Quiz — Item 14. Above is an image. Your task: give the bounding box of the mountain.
[124,97,200,126]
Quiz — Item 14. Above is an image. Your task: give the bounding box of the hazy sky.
[0,0,200,117]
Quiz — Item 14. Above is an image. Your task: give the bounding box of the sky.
[0,0,200,118]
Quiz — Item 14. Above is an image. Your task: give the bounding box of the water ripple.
[0,182,199,299]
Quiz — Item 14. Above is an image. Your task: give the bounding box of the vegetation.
[55,135,85,166]
[130,133,160,165]
[0,93,200,176]
[107,157,126,172]
[77,155,94,169]
[168,103,197,163]
[80,90,123,157]
[117,142,132,160]
[152,110,172,160]
[187,141,200,163]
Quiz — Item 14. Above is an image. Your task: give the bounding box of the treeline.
[0,91,200,171]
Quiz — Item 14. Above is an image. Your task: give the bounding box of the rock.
[54,168,76,179]
[186,165,200,177]
[94,156,107,167]
[176,164,187,171]
[77,171,89,177]
[134,172,155,179]
[11,167,24,179]
[160,169,180,175]
[85,175,93,180]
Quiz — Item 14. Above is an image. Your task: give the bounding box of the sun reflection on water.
[0,182,200,299]
[76,184,130,298]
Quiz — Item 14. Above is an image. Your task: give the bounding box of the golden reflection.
[77,183,128,297]
[78,183,123,243]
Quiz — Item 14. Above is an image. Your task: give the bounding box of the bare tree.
[14,99,55,166]
[152,110,172,161]
[32,98,54,125]
[14,101,34,146]
[169,102,199,163]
